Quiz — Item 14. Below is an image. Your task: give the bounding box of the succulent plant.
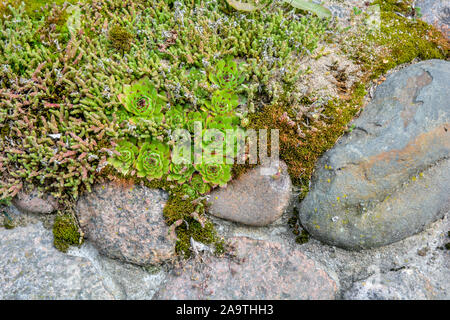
[209,57,245,90]
[182,174,211,198]
[167,144,195,184]
[205,115,245,161]
[204,90,239,115]
[108,140,138,175]
[206,115,240,132]
[165,104,186,128]
[136,140,171,179]
[195,157,232,187]
[186,111,207,133]
[118,77,165,121]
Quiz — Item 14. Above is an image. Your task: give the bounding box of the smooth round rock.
[12,190,58,214]
[208,161,292,226]
[299,59,450,250]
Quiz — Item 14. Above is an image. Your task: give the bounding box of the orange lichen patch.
[359,124,450,177]
[398,70,433,128]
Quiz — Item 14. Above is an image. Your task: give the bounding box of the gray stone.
[154,237,338,300]
[416,0,450,40]
[0,223,113,299]
[76,182,175,266]
[208,161,292,226]
[299,59,450,250]
[344,267,449,300]
[12,190,58,214]
[68,242,167,300]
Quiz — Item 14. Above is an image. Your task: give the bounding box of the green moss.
[350,0,448,80]
[108,25,133,52]
[53,214,82,253]
[445,243,450,250]
[295,230,310,245]
[249,82,366,188]
[162,187,225,258]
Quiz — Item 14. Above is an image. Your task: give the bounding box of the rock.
[299,59,450,250]
[12,190,58,214]
[154,237,338,300]
[416,0,450,40]
[68,242,167,300]
[0,223,113,299]
[208,161,292,226]
[344,267,449,300]
[76,182,175,266]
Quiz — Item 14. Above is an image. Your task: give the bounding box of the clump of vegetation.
[343,0,448,81]
[2,0,447,254]
[1,209,15,229]
[108,25,133,52]
[52,213,82,252]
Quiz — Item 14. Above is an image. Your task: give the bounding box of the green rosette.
[136,140,170,179]
[209,57,244,90]
[195,156,232,187]
[181,174,211,198]
[118,77,164,120]
[108,140,138,175]
[204,90,239,115]
[165,104,186,128]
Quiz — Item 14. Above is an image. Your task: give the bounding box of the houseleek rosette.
[204,90,239,115]
[165,104,186,128]
[181,174,212,198]
[118,77,164,121]
[167,145,195,184]
[108,140,138,175]
[136,140,170,179]
[195,157,232,187]
[209,57,244,90]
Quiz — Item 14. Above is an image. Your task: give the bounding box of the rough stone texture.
[344,266,449,300]
[0,223,113,299]
[299,59,450,250]
[68,242,167,300]
[76,182,175,266]
[208,161,292,226]
[416,0,450,40]
[154,237,338,300]
[12,190,58,214]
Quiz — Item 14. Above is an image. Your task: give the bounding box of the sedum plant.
[136,140,171,179]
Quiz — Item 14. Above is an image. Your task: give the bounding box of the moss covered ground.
[0,0,448,256]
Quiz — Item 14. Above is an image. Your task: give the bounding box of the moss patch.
[53,213,82,252]
[108,25,133,53]
[346,0,448,81]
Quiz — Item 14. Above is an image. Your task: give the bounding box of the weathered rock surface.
[12,190,58,214]
[154,237,338,300]
[299,59,450,250]
[68,242,167,300]
[208,161,292,226]
[416,0,450,40]
[76,182,175,266]
[0,223,113,299]
[344,266,449,300]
